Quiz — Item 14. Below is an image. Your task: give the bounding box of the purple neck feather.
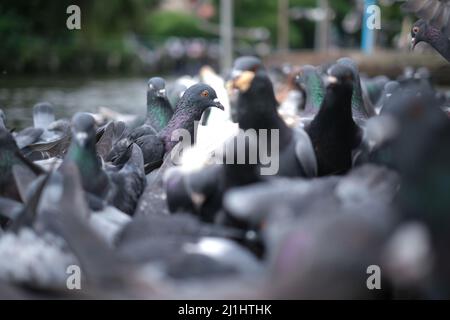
[158,106,204,152]
[426,25,450,62]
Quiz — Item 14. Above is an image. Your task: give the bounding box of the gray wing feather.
[293,127,318,178]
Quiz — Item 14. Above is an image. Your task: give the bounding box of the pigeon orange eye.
[201,90,209,97]
[413,27,419,34]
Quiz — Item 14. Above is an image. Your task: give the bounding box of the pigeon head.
[336,57,359,76]
[379,81,400,110]
[384,81,400,96]
[33,102,53,116]
[325,64,354,93]
[147,77,166,98]
[295,65,318,88]
[294,65,325,108]
[33,102,55,129]
[232,56,264,74]
[71,112,96,147]
[411,19,429,50]
[179,83,224,111]
[295,65,321,92]
[226,56,265,93]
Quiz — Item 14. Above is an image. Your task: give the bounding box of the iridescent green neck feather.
[146,94,173,132]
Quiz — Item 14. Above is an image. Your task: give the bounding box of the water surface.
[0,76,148,129]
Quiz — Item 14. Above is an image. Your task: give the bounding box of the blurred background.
[0,0,449,128]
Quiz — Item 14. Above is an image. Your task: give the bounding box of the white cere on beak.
[231,69,243,79]
[158,88,166,96]
[76,132,88,145]
[76,132,87,140]
[213,98,220,103]
[327,76,338,84]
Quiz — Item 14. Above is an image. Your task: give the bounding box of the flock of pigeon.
[0,1,449,299]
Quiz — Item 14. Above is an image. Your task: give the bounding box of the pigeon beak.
[75,132,88,147]
[325,75,338,87]
[226,69,242,94]
[230,69,244,80]
[411,37,417,50]
[156,88,166,98]
[212,98,225,111]
[226,70,256,93]
[226,80,235,96]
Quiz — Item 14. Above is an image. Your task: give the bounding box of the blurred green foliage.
[0,0,406,74]
[0,0,160,73]
[144,10,213,39]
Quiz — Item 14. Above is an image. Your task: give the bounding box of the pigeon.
[294,65,325,120]
[127,77,174,139]
[306,64,363,176]
[163,57,318,222]
[115,213,262,278]
[195,66,238,163]
[376,81,400,114]
[0,128,44,202]
[95,120,127,160]
[370,81,446,169]
[163,57,318,224]
[369,81,450,297]
[224,164,398,231]
[0,197,23,221]
[362,75,390,107]
[36,162,137,293]
[13,102,54,149]
[132,146,180,217]
[106,143,147,216]
[0,227,77,290]
[65,113,146,215]
[0,166,83,292]
[157,83,224,152]
[108,83,225,174]
[65,113,110,199]
[164,131,262,224]
[227,56,317,178]
[16,103,71,161]
[337,57,376,122]
[198,65,231,125]
[267,211,394,299]
[402,0,450,62]
[31,102,56,139]
[277,69,305,126]
[222,164,399,298]
[167,75,198,111]
[227,56,266,123]
[50,163,261,292]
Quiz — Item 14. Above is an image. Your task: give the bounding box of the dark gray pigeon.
[403,0,450,62]
[108,84,224,175]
